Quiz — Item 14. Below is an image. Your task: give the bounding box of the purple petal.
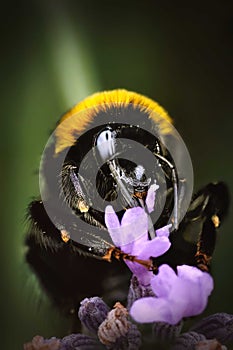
[177,265,214,297]
[174,266,214,317]
[119,207,148,247]
[125,261,154,286]
[105,205,120,229]
[121,207,148,244]
[151,264,177,297]
[199,272,214,298]
[104,206,122,246]
[121,237,170,286]
[156,224,172,238]
[130,297,177,324]
[177,265,204,280]
[105,206,148,247]
[145,183,159,213]
[136,237,171,260]
[121,233,148,255]
[171,278,206,317]
[154,265,214,319]
[131,264,214,325]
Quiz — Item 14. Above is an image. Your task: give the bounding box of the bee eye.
[96,128,116,161]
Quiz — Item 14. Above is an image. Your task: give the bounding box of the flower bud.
[61,333,103,350]
[191,313,233,344]
[98,302,141,349]
[171,331,206,350]
[78,297,110,334]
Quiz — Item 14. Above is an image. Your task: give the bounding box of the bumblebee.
[25,89,229,326]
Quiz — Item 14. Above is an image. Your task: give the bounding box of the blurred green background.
[1,1,233,348]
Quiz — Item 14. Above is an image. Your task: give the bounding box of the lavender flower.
[130,264,214,325]
[78,297,110,334]
[60,333,103,350]
[105,205,171,285]
[191,313,233,344]
[23,335,60,350]
[105,184,214,325]
[63,300,141,350]
[24,183,230,349]
[98,302,141,349]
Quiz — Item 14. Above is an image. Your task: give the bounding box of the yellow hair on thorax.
[55,89,172,154]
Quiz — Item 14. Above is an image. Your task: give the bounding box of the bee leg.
[62,164,90,213]
[193,182,230,271]
[63,164,108,229]
[156,182,229,271]
[195,218,217,271]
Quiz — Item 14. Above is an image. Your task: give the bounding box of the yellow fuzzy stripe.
[55,89,173,154]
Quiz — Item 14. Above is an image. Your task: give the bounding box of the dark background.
[1,1,233,349]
